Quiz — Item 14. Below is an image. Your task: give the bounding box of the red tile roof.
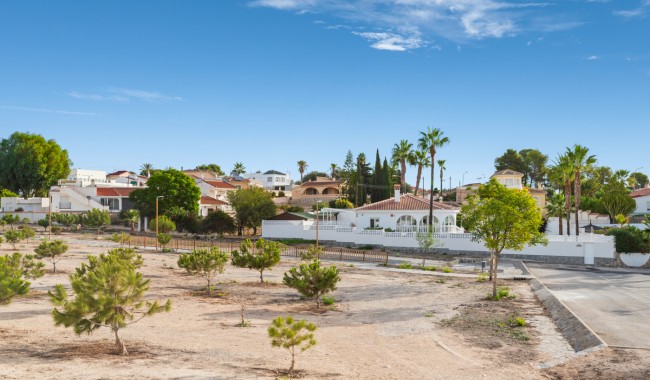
[631,188,650,198]
[107,170,130,177]
[201,196,227,205]
[299,180,341,187]
[204,180,237,189]
[96,187,138,197]
[355,194,459,211]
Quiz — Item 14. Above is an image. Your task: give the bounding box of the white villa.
[247,170,291,192]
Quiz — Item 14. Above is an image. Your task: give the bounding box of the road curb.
[523,262,607,353]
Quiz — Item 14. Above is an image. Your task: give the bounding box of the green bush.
[488,287,515,301]
[321,295,335,306]
[477,272,489,282]
[398,262,413,269]
[605,227,649,253]
[441,266,452,273]
[418,265,437,271]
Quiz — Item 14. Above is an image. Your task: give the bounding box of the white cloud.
[353,32,424,51]
[614,0,650,17]
[0,105,98,116]
[68,88,183,103]
[586,55,599,60]
[250,0,568,51]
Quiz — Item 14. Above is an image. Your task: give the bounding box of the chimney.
[394,184,401,203]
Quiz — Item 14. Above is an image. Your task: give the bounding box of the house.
[248,170,291,192]
[290,177,342,205]
[355,185,461,232]
[58,169,111,187]
[49,186,139,213]
[199,196,230,216]
[269,211,315,221]
[224,174,263,190]
[183,169,222,181]
[196,179,238,202]
[107,170,147,187]
[0,197,50,213]
[631,187,650,222]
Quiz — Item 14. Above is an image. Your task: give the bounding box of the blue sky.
[0,0,648,188]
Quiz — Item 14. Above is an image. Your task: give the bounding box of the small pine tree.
[0,253,43,305]
[300,245,322,261]
[149,215,176,234]
[268,316,317,376]
[49,248,171,355]
[177,247,229,294]
[82,208,111,233]
[157,233,172,250]
[283,260,340,308]
[34,239,69,274]
[231,239,281,283]
[4,230,23,249]
[21,226,35,241]
[38,218,50,232]
[2,214,21,230]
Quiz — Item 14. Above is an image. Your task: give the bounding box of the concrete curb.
[523,262,607,353]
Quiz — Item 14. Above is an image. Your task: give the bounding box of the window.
[533,196,540,206]
[267,177,273,182]
[370,218,380,228]
[100,198,120,210]
[504,178,514,187]
[646,200,650,212]
[396,215,417,231]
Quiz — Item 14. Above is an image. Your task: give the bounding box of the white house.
[248,170,291,192]
[631,187,650,219]
[0,197,50,213]
[196,179,237,202]
[200,196,231,216]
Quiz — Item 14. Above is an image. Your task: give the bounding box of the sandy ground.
[1,233,650,379]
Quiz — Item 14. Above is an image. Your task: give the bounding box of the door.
[584,243,595,265]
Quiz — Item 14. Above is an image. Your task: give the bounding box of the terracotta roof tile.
[96,187,138,197]
[201,196,227,205]
[355,194,459,211]
[631,188,650,198]
[204,180,237,189]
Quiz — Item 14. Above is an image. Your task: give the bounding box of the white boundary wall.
[262,220,615,262]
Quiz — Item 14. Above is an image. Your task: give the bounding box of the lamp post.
[155,196,163,251]
[48,193,52,241]
[315,200,322,250]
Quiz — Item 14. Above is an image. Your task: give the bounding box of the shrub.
[508,315,526,327]
[605,227,649,253]
[34,239,69,273]
[111,232,131,246]
[2,214,21,230]
[51,226,62,235]
[283,260,340,308]
[398,262,413,269]
[231,239,281,283]
[38,218,50,232]
[177,247,229,295]
[321,295,335,306]
[277,191,285,197]
[82,209,111,233]
[488,286,515,301]
[441,266,452,273]
[300,245,322,261]
[418,265,437,271]
[149,215,176,234]
[157,233,172,249]
[4,230,23,249]
[21,226,35,241]
[49,248,171,355]
[0,254,34,305]
[201,210,235,236]
[477,272,489,282]
[268,316,317,376]
[2,252,45,281]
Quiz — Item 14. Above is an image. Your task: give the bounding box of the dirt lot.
[2,233,650,379]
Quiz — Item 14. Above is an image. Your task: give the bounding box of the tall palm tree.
[232,162,246,176]
[411,150,430,196]
[567,145,596,236]
[438,159,446,201]
[297,160,308,183]
[330,163,338,180]
[140,163,154,177]
[551,154,575,236]
[546,193,565,235]
[418,128,450,225]
[391,140,413,194]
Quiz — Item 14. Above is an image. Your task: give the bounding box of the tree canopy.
[130,168,201,217]
[195,164,224,176]
[227,187,276,235]
[0,132,72,198]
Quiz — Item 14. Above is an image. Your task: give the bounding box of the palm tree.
[232,162,246,176]
[546,193,565,235]
[297,160,308,183]
[567,145,596,236]
[411,150,430,196]
[391,140,413,194]
[330,163,338,180]
[140,163,154,177]
[551,154,575,236]
[121,209,140,233]
[418,127,450,225]
[438,159,446,201]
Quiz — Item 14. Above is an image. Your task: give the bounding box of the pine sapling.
[177,247,228,295]
[231,239,281,283]
[283,260,340,308]
[34,239,68,274]
[268,316,317,376]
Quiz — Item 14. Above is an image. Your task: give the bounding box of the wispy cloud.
[0,105,99,116]
[614,0,650,17]
[68,88,183,103]
[250,0,568,51]
[586,55,600,60]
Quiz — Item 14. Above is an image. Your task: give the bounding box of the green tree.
[3,252,45,280]
[49,248,171,355]
[167,206,200,234]
[82,208,111,233]
[341,150,355,198]
[2,214,21,230]
[601,182,636,222]
[567,145,596,236]
[157,233,172,249]
[519,149,548,188]
[0,188,18,198]
[34,239,69,273]
[461,179,546,298]
[283,260,340,308]
[120,209,140,233]
[418,127,450,225]
[371,149,383,202]
[0,132,72,198]
[130,168,201,217]
[4,230,24,249]
[494,149,526,177]
[37,218,50,232]
[177,247,229,294]
[21,226,35,241]
[630,172,649,189]
[201,210,236,236]
[392,140,413,194]
[330,163,338,180]
[195,164,224,176]
[268,316,317,376]
[438,159,446,198]
[302,171,328,182]
[227,187,276,236]
[549,154,575,236]
[545,193,565,235]
[331,198,353,209]
[232,162,246,176]
[297,160,308,183]
[54,213,80,228]
[149,215,175,234]
[139,163,154,177]
[0,253,40,305]
[231,239,281,283]
[411,150,430,196]
[415,226,439,266]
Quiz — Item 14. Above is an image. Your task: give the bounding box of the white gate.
[584,243,595,265]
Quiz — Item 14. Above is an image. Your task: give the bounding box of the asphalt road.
[527,263,650,349]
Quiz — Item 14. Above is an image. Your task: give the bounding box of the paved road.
[527,263,650,348]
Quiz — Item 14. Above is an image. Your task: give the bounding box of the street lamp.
[155,196,164,251]
[315,200,322,250]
